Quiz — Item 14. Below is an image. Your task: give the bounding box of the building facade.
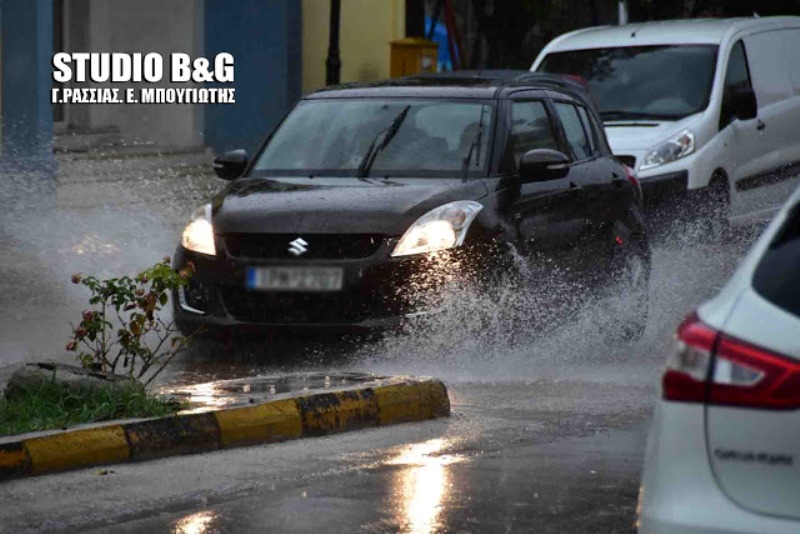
[0,0,416,165]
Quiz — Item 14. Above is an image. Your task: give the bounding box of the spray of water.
[0,151,217,370]
[351,217,766,386]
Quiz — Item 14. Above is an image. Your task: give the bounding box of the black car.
[174,71,650,337]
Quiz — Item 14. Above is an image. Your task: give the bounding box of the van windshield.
[252,99,494,178]
[539,45,718,121]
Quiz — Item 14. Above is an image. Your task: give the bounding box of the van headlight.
[391,201,483,257]
[181,204,216,256]
[640,129,695,171]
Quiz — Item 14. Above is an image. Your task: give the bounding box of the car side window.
[554,102,592,161]
[509,100,558,167]
[576,105,600,154]
[720,40,752,129]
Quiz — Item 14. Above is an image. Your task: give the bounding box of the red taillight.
[663,313,800,409]
[709,336,800,409]
[625,165,642,201]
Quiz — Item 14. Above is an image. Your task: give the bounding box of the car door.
[549,99,617,267]
[780,28,800,169]
[505,95,589,255]
[742,31,796,177]
[720,39,769,184]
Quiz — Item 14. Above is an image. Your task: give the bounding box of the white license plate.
[246,267,344,292]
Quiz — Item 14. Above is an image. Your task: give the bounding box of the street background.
[1,0,800,532]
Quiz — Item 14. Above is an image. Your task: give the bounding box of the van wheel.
[695,172,730,240]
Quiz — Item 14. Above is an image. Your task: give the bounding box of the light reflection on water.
[172,510,218,534]
[164,381,237,414]
[387,438,464,534]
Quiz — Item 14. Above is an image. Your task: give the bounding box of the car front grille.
[616,155,636,169]
[224,233,385,260]
[220,287,394,324]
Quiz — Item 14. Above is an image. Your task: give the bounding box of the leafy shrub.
[67,257,195,386]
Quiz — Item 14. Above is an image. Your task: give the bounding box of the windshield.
[539,45,718,121]
[253,99,495,178]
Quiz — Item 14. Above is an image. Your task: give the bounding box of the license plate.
[246,267,344,292]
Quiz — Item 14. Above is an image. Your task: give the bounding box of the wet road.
[0,228,778,533]
[0,379,652,533]
[0,153,798,532]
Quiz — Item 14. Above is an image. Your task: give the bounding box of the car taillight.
[662,313,716,402]
[625,165,642,201]
[663,313,800,409]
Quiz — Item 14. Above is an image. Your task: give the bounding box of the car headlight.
[640,129,695,171]
[391,201,483,257]
[181,204,216,256]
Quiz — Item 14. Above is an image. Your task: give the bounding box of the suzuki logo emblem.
[288,237,309,256]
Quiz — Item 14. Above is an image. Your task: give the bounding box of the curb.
[0,378,450,482]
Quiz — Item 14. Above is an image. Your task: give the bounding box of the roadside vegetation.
[0,258,194,437]
[67,256,196,385]
[0,380,178,436]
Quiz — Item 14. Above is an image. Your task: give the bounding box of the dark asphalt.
[105,421,646,534]
[72,380,652,534]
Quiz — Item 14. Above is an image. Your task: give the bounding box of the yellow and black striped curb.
[0,378,449,482]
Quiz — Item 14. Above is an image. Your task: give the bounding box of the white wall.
[65,0,204,148]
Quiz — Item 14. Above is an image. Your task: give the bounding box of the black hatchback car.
[174,72,650,337]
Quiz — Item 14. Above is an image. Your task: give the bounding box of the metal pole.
[325,0,341,86]
[618,0,629,25]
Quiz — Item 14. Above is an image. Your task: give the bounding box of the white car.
[638,184,800,533]
[532,17,800,221]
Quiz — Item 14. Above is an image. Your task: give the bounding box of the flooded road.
[0,151,797,532]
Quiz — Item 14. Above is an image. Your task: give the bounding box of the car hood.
[604,114,700,154]
[211,177,490,235]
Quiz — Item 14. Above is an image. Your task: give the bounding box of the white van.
[532,17,800,222]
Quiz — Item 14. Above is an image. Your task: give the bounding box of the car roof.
[304,71,592,102]
[540,16,800,50]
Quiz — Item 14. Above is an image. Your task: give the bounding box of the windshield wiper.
[600,110,676,121]
[357,105,411,178]
[461,106,487,180]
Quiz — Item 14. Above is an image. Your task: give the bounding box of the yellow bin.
[390,37,439,78]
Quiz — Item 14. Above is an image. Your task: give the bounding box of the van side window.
[554,102,592,161]
[509,101,558,167]
[720,40,752,129]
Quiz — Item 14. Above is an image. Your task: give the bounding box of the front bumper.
[173,239,494,332]
[639,170,688,210]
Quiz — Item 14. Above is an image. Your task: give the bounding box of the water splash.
[0,151,217,369]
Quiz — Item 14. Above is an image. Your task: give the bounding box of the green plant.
[67,257,195,386]
[0,380,180,437]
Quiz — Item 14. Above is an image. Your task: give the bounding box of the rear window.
[753,205,800,317]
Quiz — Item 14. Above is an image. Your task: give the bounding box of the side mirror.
[213,149,248,180]
[519,149,571,183]
[732,87,758,121]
